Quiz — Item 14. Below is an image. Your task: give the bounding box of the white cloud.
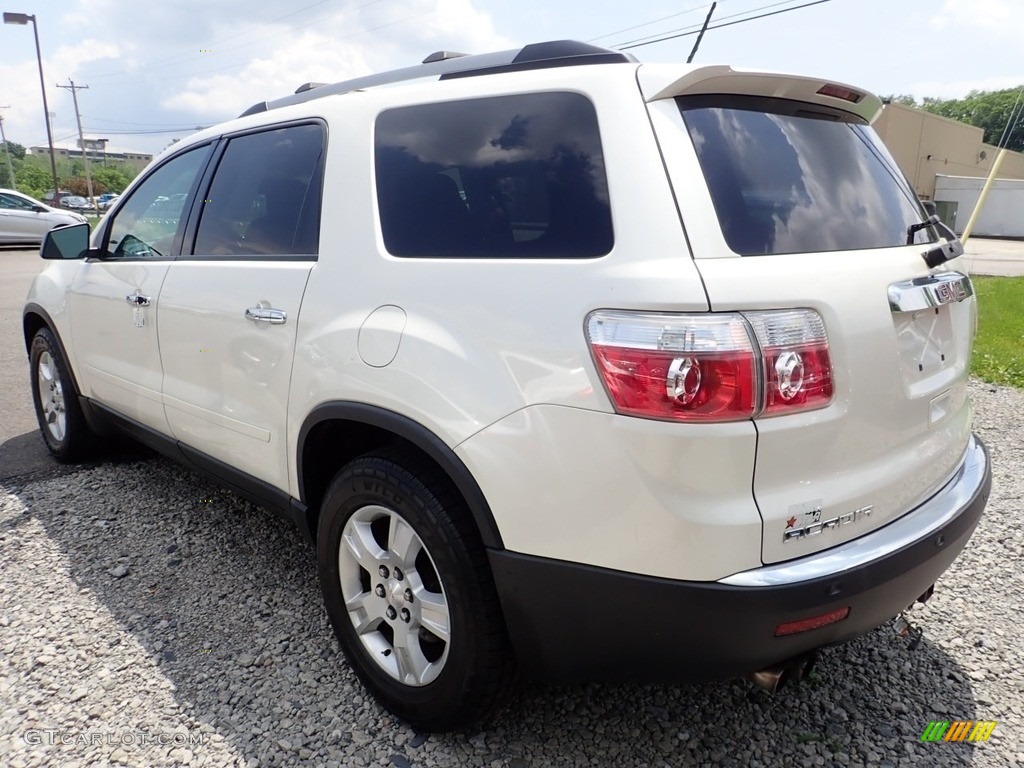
[931,0,1020,30]
[0,38,119,149]
[159,0,512,118]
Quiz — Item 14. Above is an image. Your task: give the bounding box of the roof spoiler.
[638,64,883,124]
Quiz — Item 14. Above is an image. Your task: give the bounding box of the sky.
[0,0,1021,157]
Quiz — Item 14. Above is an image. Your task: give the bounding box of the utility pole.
[0,107,15,190]
[57,79,98,215]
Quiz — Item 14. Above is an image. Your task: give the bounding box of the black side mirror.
[41,222,90,260]
[33,205,48,213]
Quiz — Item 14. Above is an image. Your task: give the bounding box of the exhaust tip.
[748,665,789,694]
[748,651,818,693]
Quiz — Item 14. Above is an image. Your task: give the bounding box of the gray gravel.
[1,379,1022,768]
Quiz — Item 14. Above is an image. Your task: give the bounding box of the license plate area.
[894,304,956,383]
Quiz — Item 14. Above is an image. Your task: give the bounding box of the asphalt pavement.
[0,246,56,483]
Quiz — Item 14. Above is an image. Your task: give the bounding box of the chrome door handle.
[125,292,151,306]
[245,307,287,324]
[888,272,973,313]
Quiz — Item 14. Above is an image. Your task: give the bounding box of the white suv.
[23,41,990,731]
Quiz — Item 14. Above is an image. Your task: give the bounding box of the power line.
[82,127,210,135]
[612,0,814,48]
[587,1,729,43]
[82,116,213,128]
[617,0,832,50]
[996,86,1024,149]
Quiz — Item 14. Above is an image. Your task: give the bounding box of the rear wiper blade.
[907,214,964,269]
[906,216,938,243]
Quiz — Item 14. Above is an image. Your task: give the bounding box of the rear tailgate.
[639,64,978,565]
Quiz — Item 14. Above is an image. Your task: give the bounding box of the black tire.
[317,451,515,731]
[29,327,96,462]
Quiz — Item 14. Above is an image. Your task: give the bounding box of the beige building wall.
[873,103,1024,199]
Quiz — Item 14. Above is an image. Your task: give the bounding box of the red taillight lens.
[587,309,833,423]
[745,310,833,416]
[587,312,757,422]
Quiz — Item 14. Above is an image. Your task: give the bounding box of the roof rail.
[238,40,635,118]
[422,50,468,64]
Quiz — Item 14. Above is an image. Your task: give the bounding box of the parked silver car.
[0,189,87,244]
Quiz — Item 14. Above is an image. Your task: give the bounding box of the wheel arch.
[23,303,83,395]
[297,402,504,550]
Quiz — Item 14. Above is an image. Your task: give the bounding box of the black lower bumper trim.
[489,438,990,684]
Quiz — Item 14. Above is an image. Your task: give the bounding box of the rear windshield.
[678,95,936,256]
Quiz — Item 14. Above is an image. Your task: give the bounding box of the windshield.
[678,95,936,256]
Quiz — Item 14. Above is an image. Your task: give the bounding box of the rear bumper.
[490,434,990,683]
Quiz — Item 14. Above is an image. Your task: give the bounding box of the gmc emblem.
[932,281,967,305]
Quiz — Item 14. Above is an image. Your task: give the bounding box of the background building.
[873,102,1024,237]
[28,138,153,172]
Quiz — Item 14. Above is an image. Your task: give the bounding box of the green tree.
[2,140,26,160]
[921,87,1024,152]
[12,161,53,201]
[92,165,134,194]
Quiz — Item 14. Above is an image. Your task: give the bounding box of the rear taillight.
[586,311,757,422]
[745,310,833,416]
[586,309,832,423]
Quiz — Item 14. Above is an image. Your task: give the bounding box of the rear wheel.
[317,452,514,731]
[29,327,96,462]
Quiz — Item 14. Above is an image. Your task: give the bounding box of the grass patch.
[971,276,1024,388]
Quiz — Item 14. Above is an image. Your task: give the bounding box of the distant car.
[60,196,91,211]
[42,189,72,204]
[0,188,87,244]
[98,194,120,211]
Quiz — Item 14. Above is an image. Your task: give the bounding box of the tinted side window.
[0,193,34,210]
[375,92,612,259]
[104,146,211,259]
[194,123,324,257]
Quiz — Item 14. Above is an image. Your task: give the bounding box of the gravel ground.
[1,379,1021,768]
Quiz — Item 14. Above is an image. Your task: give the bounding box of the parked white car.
[22,41,990,731]
[0,189,86,244]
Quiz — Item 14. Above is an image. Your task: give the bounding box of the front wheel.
[29,327,96,462]
[317,452,515,731]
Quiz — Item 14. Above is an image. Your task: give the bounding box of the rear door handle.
[125,292,151,306]
[245,307,287,324]
[888,272,973,313]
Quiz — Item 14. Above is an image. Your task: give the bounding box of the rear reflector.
[587,311,756,422]
[774,607,850,637]
[816,83,862,103]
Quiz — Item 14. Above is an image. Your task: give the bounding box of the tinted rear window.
[375,92,612,259]
[679,96,935,256]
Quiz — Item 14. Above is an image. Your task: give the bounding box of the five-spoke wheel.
[317,452,515,731]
